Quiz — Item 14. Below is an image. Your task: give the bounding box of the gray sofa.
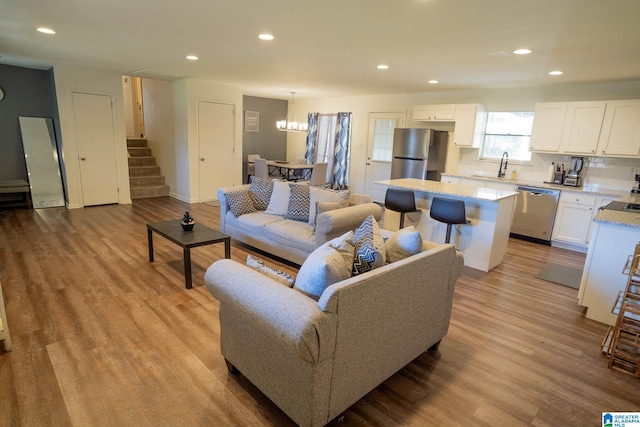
[217,185,383,264]
[205,241,464,427]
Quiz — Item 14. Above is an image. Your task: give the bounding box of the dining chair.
[247,154,261,183]
[310,162,328,186]
[253,158,269,180]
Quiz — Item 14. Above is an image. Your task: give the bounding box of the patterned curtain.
[331,112,352,190]
[304,113,319,164]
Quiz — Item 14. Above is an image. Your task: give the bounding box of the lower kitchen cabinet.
[551,193,618,248]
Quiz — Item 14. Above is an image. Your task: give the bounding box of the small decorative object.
[181,211,195,231]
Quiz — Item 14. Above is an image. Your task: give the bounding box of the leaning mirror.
[19,117,65,208]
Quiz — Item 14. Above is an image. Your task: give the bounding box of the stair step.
[129,166,161,177]
[130,185,170,199]
[128,156,157,167]
[130,175,165,187]
[127,138,148,148]
[127,147,152,157]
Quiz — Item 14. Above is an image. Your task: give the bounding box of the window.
[481,112,534,162]
[371,119,395,162]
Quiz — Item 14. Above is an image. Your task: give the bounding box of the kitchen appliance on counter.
[510,185,560,244]
[564,157,584,187]
[553,163,565,185]
[390,128,448,181]
[632,174,640,194]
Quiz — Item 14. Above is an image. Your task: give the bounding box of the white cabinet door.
[529,103,566,153]
[552,202,594,244]
[560,101,606,154]
[453,104,485,147]
[413,104,455,121]
[597,100,640,157]
[485,181,516,192]
[440,175,460,184]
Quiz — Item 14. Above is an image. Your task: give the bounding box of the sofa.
[217,183,383,265]
[205,239,464,427]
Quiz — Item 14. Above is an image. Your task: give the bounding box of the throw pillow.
[308,187,351,226]
[313,199,349,233]
[351,215,385,275]
[246,255,295,287]
[384,226,423,263]
[249,176,274,210]
[293,231,355,300]
[285,183,311,222]
[225,190,256,217]
[264,180,292,216]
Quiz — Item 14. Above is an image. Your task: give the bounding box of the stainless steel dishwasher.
[510,185,560,243]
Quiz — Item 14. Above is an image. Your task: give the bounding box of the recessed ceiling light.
[549,70,564,75]
[37,27,56,35]
[258,34,274,41]
[513,48,532,55]
[377,64,389,70]
[428,80,439,84]
[186,55,199,61]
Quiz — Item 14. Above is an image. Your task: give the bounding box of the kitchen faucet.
[498,152,509,178]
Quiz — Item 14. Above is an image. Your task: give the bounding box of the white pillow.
[265,181,308,216]
[384,226,423,263]
[293,231,354,300]
[308,187,351,226]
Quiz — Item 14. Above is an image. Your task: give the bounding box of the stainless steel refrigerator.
[390,128,448,181]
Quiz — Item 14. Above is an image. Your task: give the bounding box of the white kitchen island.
[376,178,518,272]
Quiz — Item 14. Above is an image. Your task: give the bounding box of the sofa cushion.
[308,187,351,226]
[294,231,354,300]
[225,190,257,217]
[351,215,385,275]
[249,176,274,210]
[384,226,423,263]
[246,254,295,287]
[313,199,349,233]
[263,218,316,253]
[285,183,311,222]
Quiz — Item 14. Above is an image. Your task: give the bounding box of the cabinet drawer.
[559,192,596,206]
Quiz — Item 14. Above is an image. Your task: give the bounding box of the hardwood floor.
[0,197,638,426]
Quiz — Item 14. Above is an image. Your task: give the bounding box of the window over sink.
[480,112,534,162]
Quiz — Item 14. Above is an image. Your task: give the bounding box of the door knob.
[80,157,86,161]
[200,158,205,161]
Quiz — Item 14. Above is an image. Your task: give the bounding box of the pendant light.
[276,92,308,132]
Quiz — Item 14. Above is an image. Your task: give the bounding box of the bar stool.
[429,197,468,245]
[384,188,417,229]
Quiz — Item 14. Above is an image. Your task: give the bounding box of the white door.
[72,92,119,206]
[198,101,235,202]
[364,112,405,203]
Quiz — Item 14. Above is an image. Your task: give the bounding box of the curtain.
[304,112,352,189]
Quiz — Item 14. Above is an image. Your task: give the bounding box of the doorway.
[364,112,406,203]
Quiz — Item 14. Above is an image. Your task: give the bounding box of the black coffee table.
[147,220,231,289]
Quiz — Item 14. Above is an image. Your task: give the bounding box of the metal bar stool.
[384,188,417,229]
[429,197,469,244]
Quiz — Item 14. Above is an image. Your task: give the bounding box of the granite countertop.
[375,178,518,202]
[441,173,628,198]
[593,194,640,229]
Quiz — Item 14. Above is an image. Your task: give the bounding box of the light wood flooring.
[0,197,638,426]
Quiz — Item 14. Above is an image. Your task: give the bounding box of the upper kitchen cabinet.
[529,103,567,152]
[452,104,486,147]
[559,101,606,155]
[597,100,640,157]
[413,104,456,121]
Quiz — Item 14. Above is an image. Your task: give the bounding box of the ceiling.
[2,0,639,99]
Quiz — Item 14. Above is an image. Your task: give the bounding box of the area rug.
[535,263,583,289]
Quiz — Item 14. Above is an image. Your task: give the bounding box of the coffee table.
[147,220,231,289]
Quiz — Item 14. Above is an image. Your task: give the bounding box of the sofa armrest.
[217,185,250,233]
[205,259,336,363]
[314,202,383,247]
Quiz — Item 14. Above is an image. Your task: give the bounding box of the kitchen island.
[578,194,640,325]
[376,178,518,271]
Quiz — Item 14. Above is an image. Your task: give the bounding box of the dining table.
[261,160,315,181]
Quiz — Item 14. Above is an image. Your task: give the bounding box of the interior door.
[198,101,235,202]
[72,91,119,206]
[364,112,405,203]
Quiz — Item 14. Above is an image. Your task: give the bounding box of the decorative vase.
[181,211,195,231]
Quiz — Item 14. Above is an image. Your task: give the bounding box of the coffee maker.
[632,174,640,194]
[564,157,584,187]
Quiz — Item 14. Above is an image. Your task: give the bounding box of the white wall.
[290,81,640,193]
[52,65,131,208]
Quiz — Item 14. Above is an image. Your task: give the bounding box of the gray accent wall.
[242,96,288,182]
[0,64,57,181]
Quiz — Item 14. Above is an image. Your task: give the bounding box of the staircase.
[127,138,170,199]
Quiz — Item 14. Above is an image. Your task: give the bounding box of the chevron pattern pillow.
[351,215,385,275]
[285,183,311,222]
[225,190,257,217]
[246,255,295,287]
[249,176,274,210]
